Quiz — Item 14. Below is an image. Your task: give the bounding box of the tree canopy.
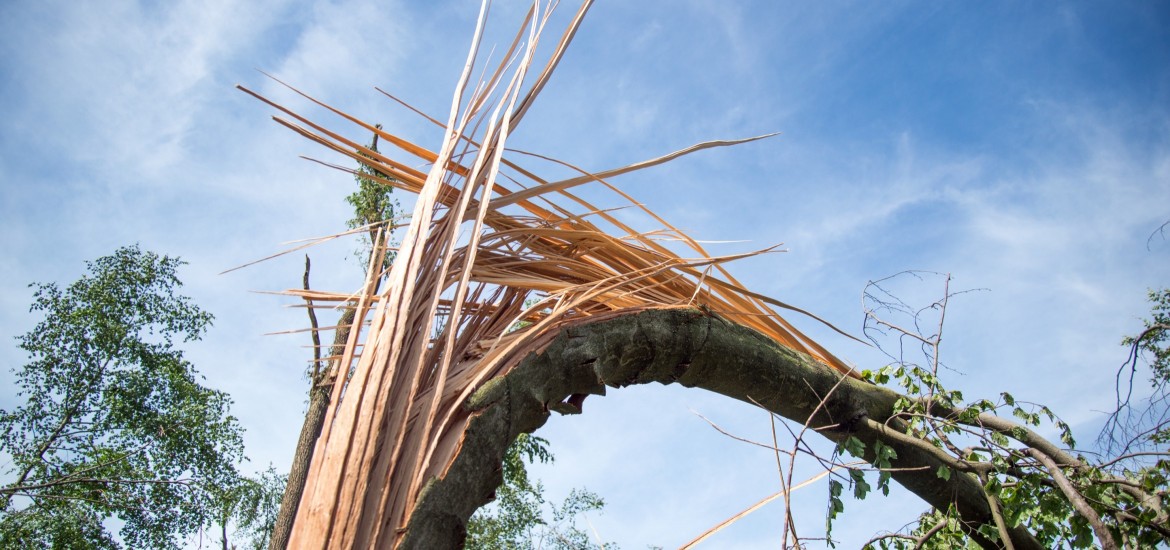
[0,245,245,549]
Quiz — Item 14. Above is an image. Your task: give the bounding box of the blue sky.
[2,1,1168,547]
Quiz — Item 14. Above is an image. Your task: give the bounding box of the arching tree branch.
[398,309,1044,549]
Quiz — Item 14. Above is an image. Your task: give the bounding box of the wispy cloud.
[2,2,1168,548]
[1,0,290,179]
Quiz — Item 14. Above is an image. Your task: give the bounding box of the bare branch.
[692,410,794,457]
[1104,320,1170,454]
[1096,451,1170,470]
[862,517,950,550]
[1147,219,1170,251]
[304,255,324,383]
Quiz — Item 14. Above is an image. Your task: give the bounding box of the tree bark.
[397,308,1043,549]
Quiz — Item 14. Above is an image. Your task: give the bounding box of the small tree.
[345,123,399,272]
[466,433,612,549]
[0,245,245,549]
[212,465,287,550]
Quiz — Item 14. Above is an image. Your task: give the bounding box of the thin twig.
[305,255,324,383]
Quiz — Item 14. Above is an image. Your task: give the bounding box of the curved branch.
[1026,448,1118,550]
[863,516,952,550]
[980,474,1015,550]
[397,308,1043,549]
[932,402,1166,522]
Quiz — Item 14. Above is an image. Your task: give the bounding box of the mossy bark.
[396,308,1041,549]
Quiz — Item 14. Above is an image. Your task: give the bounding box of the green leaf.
[850,469,871,500]
[1057,421,1076,448]
[936,465,952,481]
[843,436,866,459]
[978,524,1001,541]
[826,478,845,542]
[873,440,898,465]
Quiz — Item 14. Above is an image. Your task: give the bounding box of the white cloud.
[1,0,292,181]
[264,0,411,105]
[2,2,1169,548]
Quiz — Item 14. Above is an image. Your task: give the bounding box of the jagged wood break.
[245,2,876,548]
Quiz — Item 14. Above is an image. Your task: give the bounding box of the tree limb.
[933,402,1166,522]
[396,308,1044,549]
[1027,448,1119,550]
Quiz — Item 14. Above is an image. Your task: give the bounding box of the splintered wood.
[245,1,851,547]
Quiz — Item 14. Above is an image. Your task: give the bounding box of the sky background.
[2,0,1168,548]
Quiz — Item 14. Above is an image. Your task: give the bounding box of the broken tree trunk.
[398,308,1042,550]
[269,308,355,550]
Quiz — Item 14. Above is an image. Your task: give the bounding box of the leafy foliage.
[853,359,1170,548]
[346,123,399,271]
[0,246,245,549]
[852,361,1164,547]
[466,433,615,549]
[212,465,287,550]
[1125,288,1170,385]
[836,274,1170,548]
